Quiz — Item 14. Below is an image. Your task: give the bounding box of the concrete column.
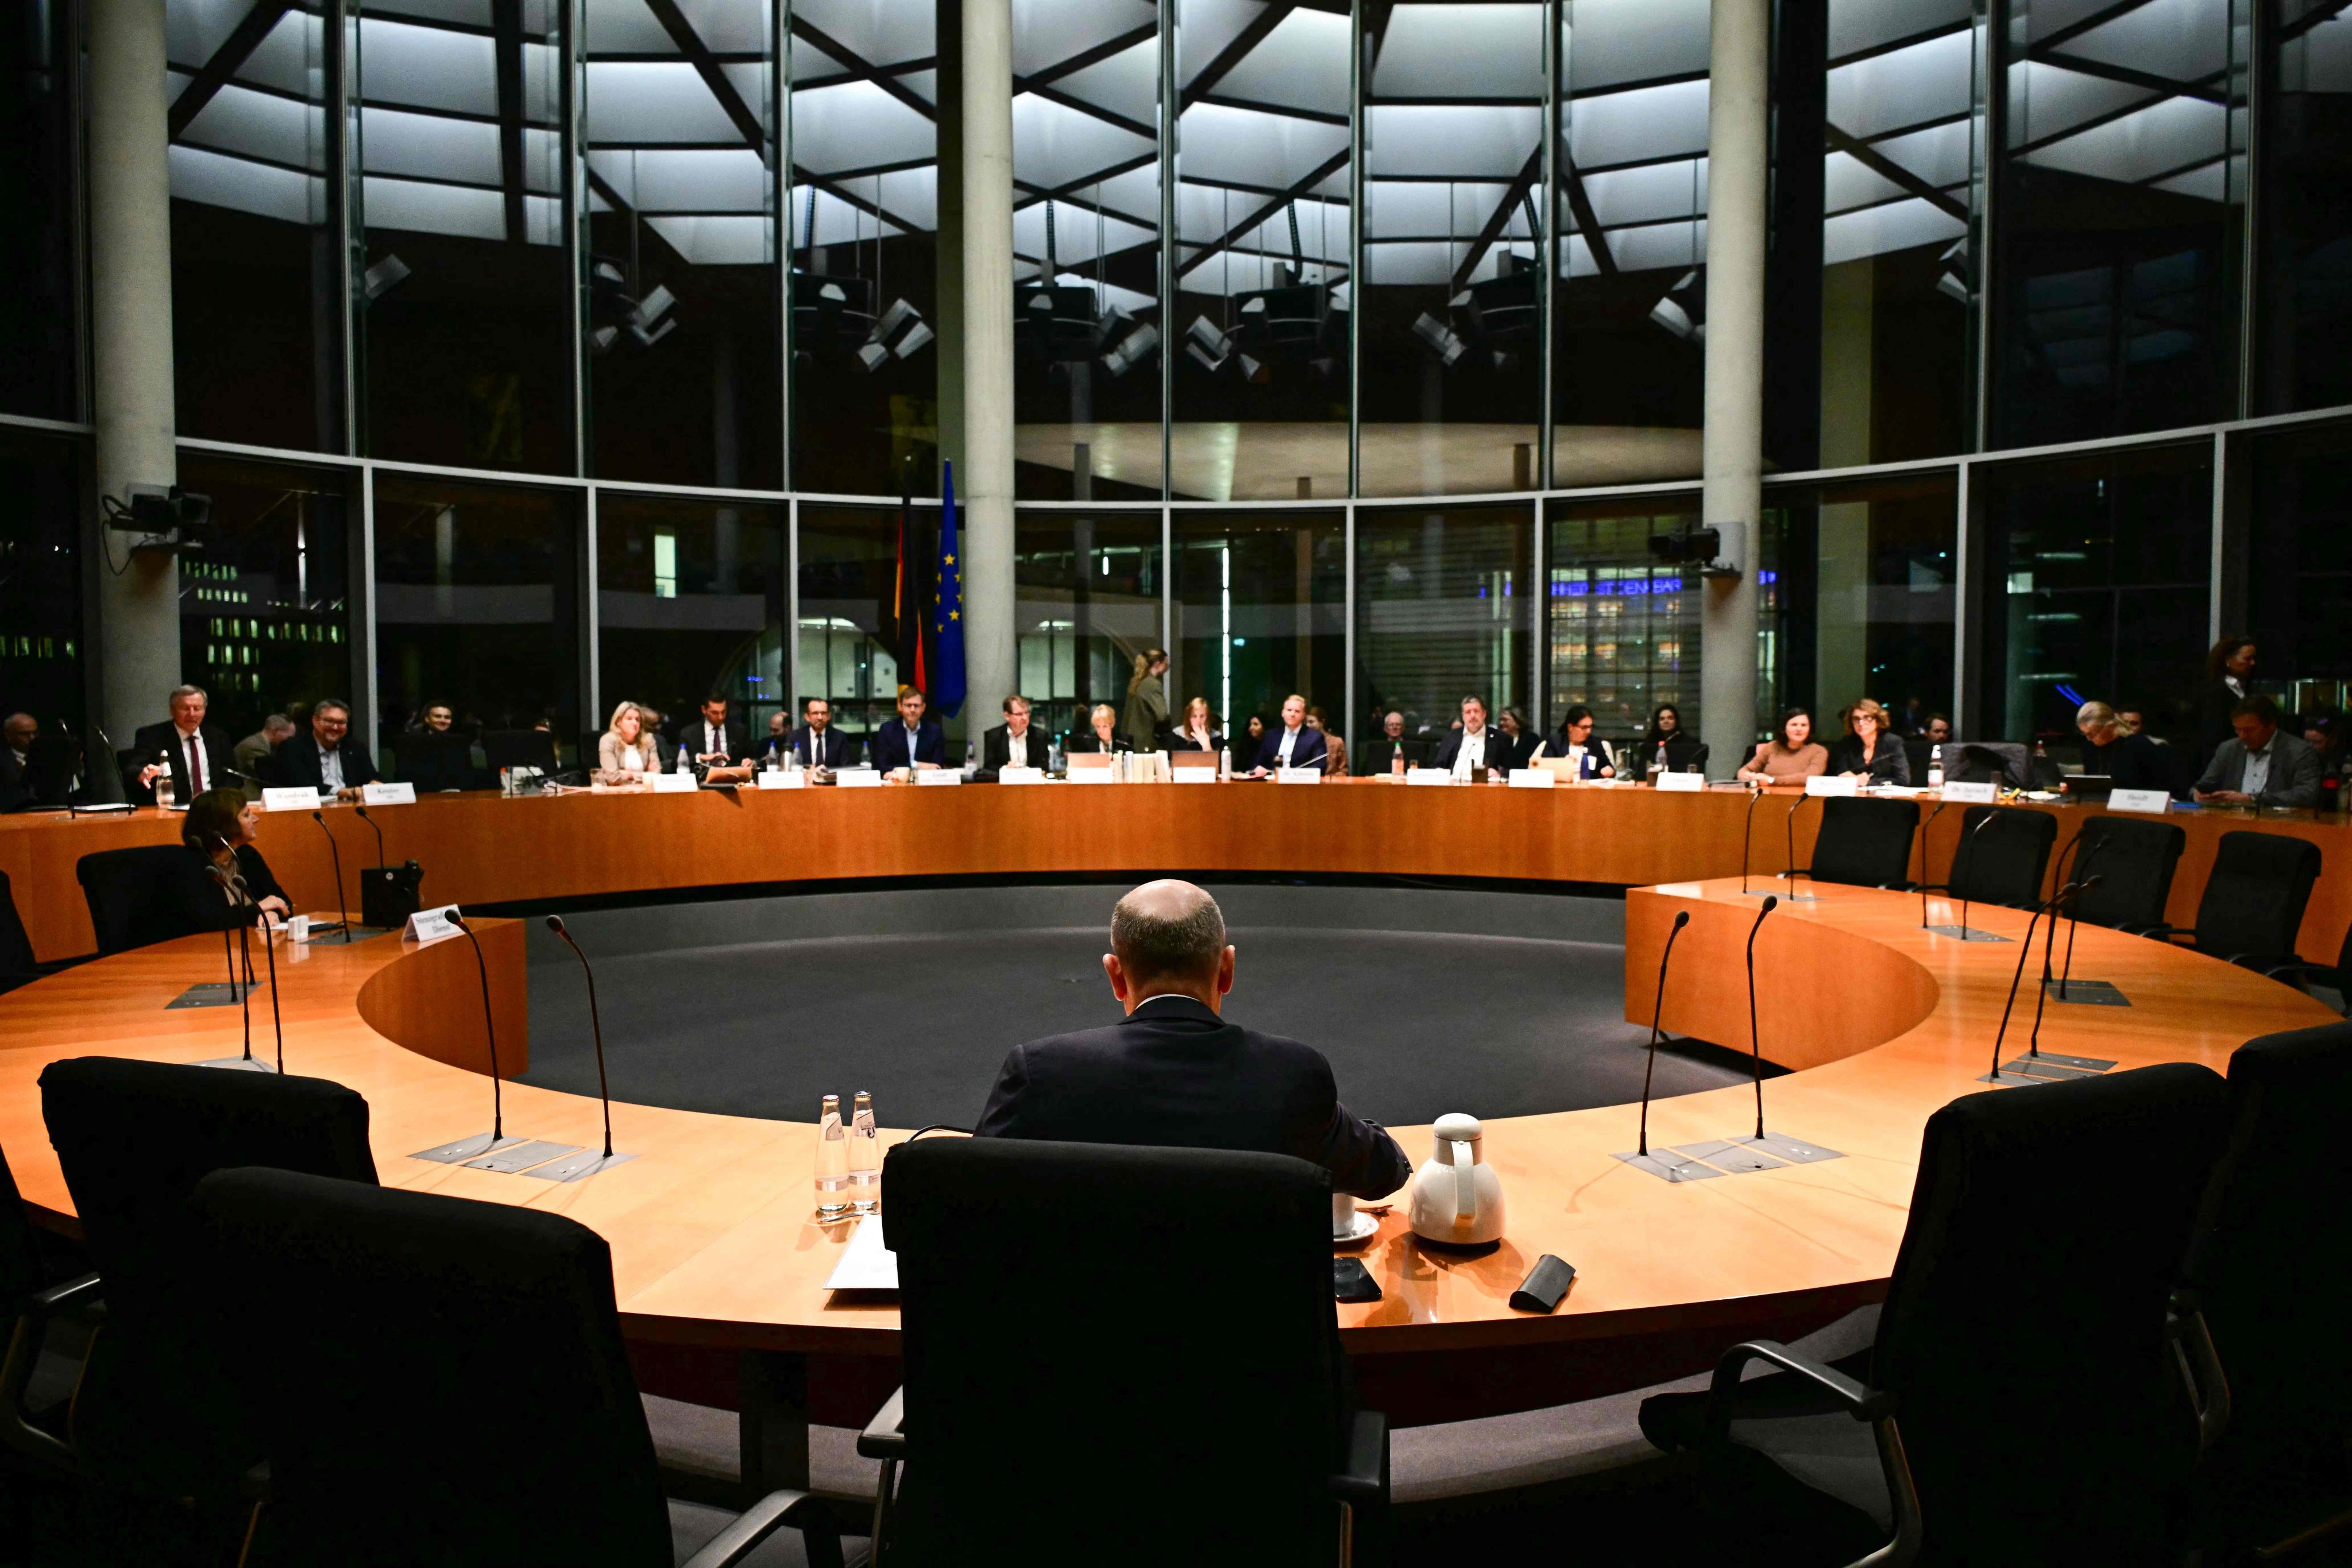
[959,0,1017,736]
[89,0,183,744]
[1697,0,1767,774]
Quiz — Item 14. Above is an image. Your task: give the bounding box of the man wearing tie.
[1430,696,1500,777]
[130,685,236,805]
[785,697,854,770]
[1249,693,1327,776]
[870,687,945,774]
[683,692,754,783]
[982,694,1044,772]
[271,700,380,800]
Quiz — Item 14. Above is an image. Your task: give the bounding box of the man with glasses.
[786,697,855,771]
[273,700,380,801]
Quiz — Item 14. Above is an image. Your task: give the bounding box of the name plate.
[648,770,697,793]
[2108,788,2171,814]
[835,768,883,789]
[405,903,461,943]
[1406,768,1453,787]
[361,781,416,806]
[1171,768,1218,783]
[1938,780,1998,804]
[1067,768,1115,784]
[998,766,1047,785]
[262,787,320,812]
[1656,770,1705,793]
[916,769,963,786]
[755,769,805,789]
[1805,774,1858,797]
[1276,767,1322,785]
[1507,767,1555,789]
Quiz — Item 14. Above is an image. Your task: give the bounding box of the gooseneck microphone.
[1739,781,1767,895]
[546,916,613,1161]
[2029,875,2102,1055]
[1636,910,1693,1158]
[355,804,387,871]
[1915,799,1953,928]
[1745,896,1778,1139]
[203,835,255,1067]
[1782,794,1814,889]
[311,809,353,941]
[2051,833,2107,1000]
[1950,809,2000,940]
[445,911,505,1142]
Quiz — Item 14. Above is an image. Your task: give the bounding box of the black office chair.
[1637,738,1711,782]
[482,728,560,775]
[2141,829,2322,975]
[74,844,203,956]
[0,870,38,993]
[1639,1064,2229,1567]
[1806,797,1920,890]
[1933,805,2057,909]
[2172,1022,2352,1560]
[863,1138,1387,1565]
[190,1167,818,1567]
[0,1135,98,1473]
[2060,815,2187,932]
[38,1056,377,1501]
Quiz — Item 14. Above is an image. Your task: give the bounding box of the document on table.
[824,1215,899,1291]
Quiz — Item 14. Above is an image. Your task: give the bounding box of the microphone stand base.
[1623,1133,1848,1180]
[2041,978,2129,1006]
[193,1055,279,1073]
[520,1149,639,1183]
[1924,925,2008,942]
[462,1139,582,1173]
[1984,1052,2117,1087]
[1612,1149,1725,1183]
[410,1131,529,1164]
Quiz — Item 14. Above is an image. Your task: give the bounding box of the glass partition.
[2240,419,2352,707]
[1355,502,1531,741]
[1544,493,1701,744]
[595,493,789,741]
[1764,471,1959,731]
[1013,510,1164,741]
[1172,509,1344,750]
[0,430,86,741]
[795,502,933,746]
[2253,1,2352,415]
[0,0,81,420]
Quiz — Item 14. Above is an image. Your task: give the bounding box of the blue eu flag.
[933,461,966,715]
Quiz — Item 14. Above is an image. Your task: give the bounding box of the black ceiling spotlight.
[1648,520,1745,580]
[102,485,213,554]
[1650,267,1706,342]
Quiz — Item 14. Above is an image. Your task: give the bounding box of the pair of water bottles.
[815,1091,880,1218]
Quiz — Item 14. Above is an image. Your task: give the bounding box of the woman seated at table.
[1532,705,1615,778]
[595,701,662,785]
[1171,697,1222,755]
[176,788,292,930]
[1737,708,1830,784]
[1828,698,1910,786]
[1496,707,1538,772]
[1064,704,1133,755]
[1227,713,1265,776]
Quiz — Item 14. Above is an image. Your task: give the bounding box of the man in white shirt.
[982,694,1042,771]
[1431,696,1497,777]
[129,685,235,805]
[1249,693,1328,775]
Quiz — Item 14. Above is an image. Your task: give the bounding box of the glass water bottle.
[848,1090,880,1213]
[814,1094,851,1217]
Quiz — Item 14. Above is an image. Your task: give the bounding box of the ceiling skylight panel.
[1373,5,1543,99]
[586,0,675,53]
[2006,59,2158,146]
[1578,156,1704,227]
[792,80,936,173]
[670,0,768,56]
[168,0,262,72]
[356,18,499,117]
[1176,101,1349,191]
[2061,0,2227,86]
[1564,0,1710,90]
[589,147,767,210]
[180,81,325,169]
[1012,0,1153,76]
[1826,30,1972,140]
[1827,0,1969,60]
[1822,195,1965,264]
[1565,77,1709,169]
[1866,119,1971,188]
[169,142,320,223]
[1178,0,1272,86]
[363,173,508,240]
[1209,9,1349,117]
[1821,149,1909,214]
[1011,202,1157,266]
[2022,92,2226,184]
[236,11,331,101]
[360,103,501,183]
[1366,104,1542,177]
[1052,39,1163,123]
[645,214,771,264]
[792,0,933,68]
[1012,92,1155,191]
[1606,215,1704,272]
[585,61,746,142]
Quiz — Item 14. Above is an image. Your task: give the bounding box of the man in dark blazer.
[272,700,379,800]
[1249,693,1328,775]
[868,687,946,773]
[782,697,856,770]
[128,685,237,804]
[680,693,754,783]
[1356,710,1424,775]
[980,693,1046,773]
[975,880,1411,1198]
[1429,696,1505,776]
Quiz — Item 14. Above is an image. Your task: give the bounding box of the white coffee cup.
[288,914,311,943]
[1331,1192,1357,1240]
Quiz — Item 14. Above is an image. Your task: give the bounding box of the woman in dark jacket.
[175,787,291,932]
[1828,698,1911,786]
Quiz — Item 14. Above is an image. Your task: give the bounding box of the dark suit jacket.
[982,722,1049,771]
[2080,732,2177,796]
[679,717,750,771]
[974,994,1412,1199]
[2195,731,2322,808]
[1429,728,1510,773]
[1355,737,1424,774]
[0,748,32,812]
[1253,726,1328,773]
[272,732,381,793]
[868,719,945,771]
[127,723,236,804]
[1828,734,1911,786]
[165,844,286,936]
[783,724,855,769]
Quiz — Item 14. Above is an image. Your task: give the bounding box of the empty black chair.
[2060,815,2187,932]
[864,1138,1386,1565]
[38,1057,377,1499]
[1938,805,2058,909]
[0,870,38,993]
[75,844,204,956]
[191,1167,816,1567]
[1945,740,2027,788]
[1,1134,97,1472]
[2174,1022,2352,1559]
[2146,829,2322,974]
[1806,797,1920,890]
[1640,1064,2229,1566]
[482,727,559,774]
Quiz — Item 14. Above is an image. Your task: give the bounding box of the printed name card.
[648,770,697,793]
[835,768,883,789]
[1171,767,1218,783]
[1507,768,1555,789]
[404,903,461,943]
[1406,768,1452,787]
[1805,774,1858,798]
[1655,771,1705,793]
[1938,781,1997,804]
[360,781,416,806]
[1067,769,1115,785]
[916,769,963,786]
[1276,768,1322,784]
[755,769,805,789]
[2108,788,2171,814]
[262,787,320,813]
[997,767,1047,785]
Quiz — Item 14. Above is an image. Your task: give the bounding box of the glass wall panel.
[1170,0,1351,501]
[1358,1,1546,497]
[1011,0,1163,500]
[372,473,581,771]
[1975,443,2212,746]
[1990,0,2240,449]
[1013,511,1164,741]
[584,0,781,488]
[595,494,788,743]
[2253,1,2352,415]
[1172,509,1343,750]
[788,1,939,496]
[0,430,86,746]
[1355,503,1531,743]
[2241,420,2352,714]
[1764,471,1959,732]
[0,0,78,420]
[356,0,576,472]
[1552,0,1708,487]
[1545,494,1701,747]
[175,455,355,751]
[796,503,932,747]
[167,0,345,451]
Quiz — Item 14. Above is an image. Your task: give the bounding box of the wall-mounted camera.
[1648,520,1745,580]
[102,485,213,554]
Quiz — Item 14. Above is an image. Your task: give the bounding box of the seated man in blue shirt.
[868,686,946,774]
[1248,693,1328,776]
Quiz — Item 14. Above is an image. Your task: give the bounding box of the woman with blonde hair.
[596,701,662,782]
[1123,648,1170,751]
[1065,702,1131,755]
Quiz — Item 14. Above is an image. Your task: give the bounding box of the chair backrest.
[74,844,200,956]
[0,1137,45,1315]
[482,728,559,772]
[1872,1064,2228,1563]
[2065,816,2187,930]
[2192,831,2322,963]
[0,870,37,992]
[2184,1022,2352,1468]
[1947,740,2030,788]
[191,1168,673,1567]
[1808,796,1920,888]
[1947,805,2059,908]
[882,1137,1345,1559]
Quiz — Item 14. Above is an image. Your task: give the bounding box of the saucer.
[1330,1210,1379,1246]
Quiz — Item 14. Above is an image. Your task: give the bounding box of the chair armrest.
[857,1386,906,1460]
[678,1488,816,1568]
[1705,1341,1921,1568]
[27,1273,102,1319]
[1,1272,103,1473]
[2167,1290,2231,1455]
[1329,1409,1387,1505]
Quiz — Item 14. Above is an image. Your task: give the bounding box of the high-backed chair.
[38,1057,377,1499]
[1938,805,2058,909]
[864,1138,1387,1565]
[2061,815,2187,932]
[1639,1064,2229,1566]
[0,870,38,993]
[2175,1022,2352,1559]
[482,728,559,775]
[74,844,202,956]
[2145,829,2322,974]
[191,1167,818,1567]
[0,1135,97,1473]
[1806,797,1920,890]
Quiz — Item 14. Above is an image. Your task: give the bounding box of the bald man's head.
[1110,879,1226,987]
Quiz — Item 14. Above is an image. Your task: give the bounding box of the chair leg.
[867,1458,896,1565]
[1338,1500,1353,1568]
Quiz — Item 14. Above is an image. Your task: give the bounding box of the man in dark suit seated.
[127,684,237,805]
[1429,695,1505,777]
[681,692,754,784]
[272,699,380,801]
[1,713,36,811]
[980,693,1045,773]
[868,686,945,774]
[1356,710,1423,775]
[783,697,856,770]
[975,880,1411,1198]
[1249,693,1328,776]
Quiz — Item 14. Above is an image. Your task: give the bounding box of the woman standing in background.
[1123,650,1170,751]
